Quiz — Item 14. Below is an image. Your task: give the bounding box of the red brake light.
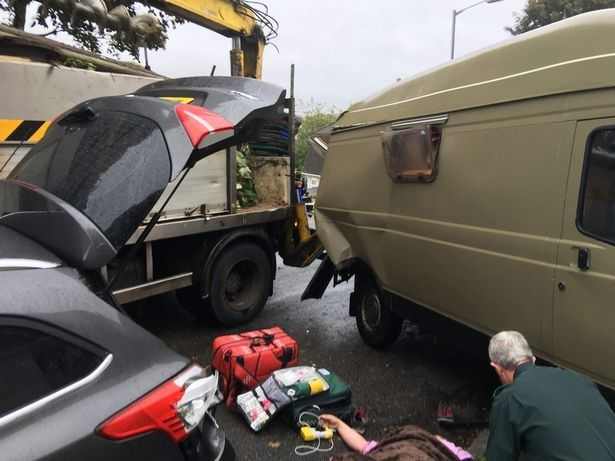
[175,104,233,147]
[98,365,219,443]
[98,378,187,442]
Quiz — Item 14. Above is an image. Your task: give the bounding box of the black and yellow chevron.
[0,119,51,143]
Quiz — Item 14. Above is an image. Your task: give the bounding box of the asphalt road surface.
[135,258,500,460]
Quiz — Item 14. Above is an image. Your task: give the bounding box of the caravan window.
[381,125,441,182]
[579,128,615,244]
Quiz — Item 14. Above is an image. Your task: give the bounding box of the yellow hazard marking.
[159,96,194,104]
[0,55,33,63]
[29,121,51,142]
[0,120,22,141]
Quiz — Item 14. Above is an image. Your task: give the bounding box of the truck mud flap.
[301,256,334,301]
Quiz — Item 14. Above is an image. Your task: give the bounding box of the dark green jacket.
[485,362,615,460]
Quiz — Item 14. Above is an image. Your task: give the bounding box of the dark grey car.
[0,77,286,460]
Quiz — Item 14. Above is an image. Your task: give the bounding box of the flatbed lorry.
[0,26,320,326]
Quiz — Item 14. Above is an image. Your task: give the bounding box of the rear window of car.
[9,111,171,248]
[0,323,107,421]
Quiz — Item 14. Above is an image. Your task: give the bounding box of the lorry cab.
[307,9,615,390]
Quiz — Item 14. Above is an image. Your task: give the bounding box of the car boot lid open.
[0,77,286,269]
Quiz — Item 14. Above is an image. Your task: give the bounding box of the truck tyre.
[209,242,272,326]
[356,280,402,349]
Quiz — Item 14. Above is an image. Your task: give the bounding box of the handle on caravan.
[577,248,590,271]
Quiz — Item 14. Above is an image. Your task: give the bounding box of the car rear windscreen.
[9,111,171,248]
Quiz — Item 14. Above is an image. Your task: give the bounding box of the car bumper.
[182,411,235,461]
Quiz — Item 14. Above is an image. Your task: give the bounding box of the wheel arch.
[351,259,402,349]
[349,259,383,290]
[337,258,384,317]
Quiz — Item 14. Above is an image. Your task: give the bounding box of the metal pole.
[451,10,457,60]
[143,46,150,70]
[450,0,502,60]
[227,147,237,213]
[230,36,243,76]
[288,64,296,206]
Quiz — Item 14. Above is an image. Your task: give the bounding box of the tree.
[295,99,338,172]
[0,0,181,59]
[508,0,615,35]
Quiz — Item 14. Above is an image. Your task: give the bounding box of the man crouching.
[486,330,615,460]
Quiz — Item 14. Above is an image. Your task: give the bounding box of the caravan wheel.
[355,279,402,349]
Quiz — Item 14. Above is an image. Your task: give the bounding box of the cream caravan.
[305,10,615,390]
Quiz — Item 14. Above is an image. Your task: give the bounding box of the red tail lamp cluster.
[175,104,233,148]
[98,365,221,443]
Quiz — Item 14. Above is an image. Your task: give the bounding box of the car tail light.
[175,104,233,148]
[98,365,221,443]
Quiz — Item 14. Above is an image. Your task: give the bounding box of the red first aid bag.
[211,327,299,408]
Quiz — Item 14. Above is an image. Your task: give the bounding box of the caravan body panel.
[316,10,615,389]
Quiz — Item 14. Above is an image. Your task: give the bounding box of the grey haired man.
[485,330,615,460]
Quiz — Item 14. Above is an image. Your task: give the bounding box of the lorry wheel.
[356,281,402,349]
[209,242,272,326]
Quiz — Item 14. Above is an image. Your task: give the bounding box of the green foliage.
[0,0,182,59]
[63,57,97,70]
[508,0,615,35]
[295,99,339,171]
[236,146,259,208]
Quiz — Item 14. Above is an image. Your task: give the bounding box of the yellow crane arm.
[155,0,255,36]
[151,0,265,78]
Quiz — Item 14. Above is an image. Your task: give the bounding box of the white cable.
[294,435,334,456]
[298,410,321,427]
[294,410,335,456]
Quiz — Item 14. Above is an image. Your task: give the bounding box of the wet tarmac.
[135,258,500,460]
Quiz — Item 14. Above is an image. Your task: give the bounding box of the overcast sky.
[146,0,528,110]
[8,0,528,111]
